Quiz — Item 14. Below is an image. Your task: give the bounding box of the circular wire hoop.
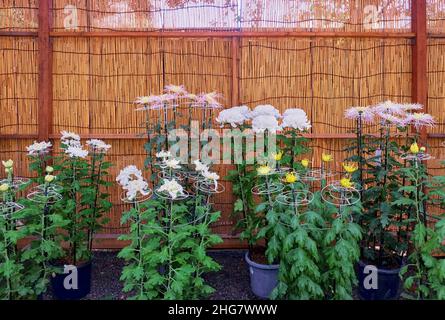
[0,202,25,218]
[321,182,361,207]
[120,190,153,204]
[251,182,284,195]
[157,170,185,181]
[401,153,434,162]
[27,187,62,204]
[299,169,337,182]
[35,183,63,193]
[275,189,314,207]
[193,180,225,194]
[154,189,190,201]
[0,177,30,189]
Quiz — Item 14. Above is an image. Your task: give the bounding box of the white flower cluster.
[61,130,81,147]
[116,165,150,201]
[215,105,311,133]
[26,141,52,156]
[281,108,312,131]
[158,178,185,200]
[86,139,111,153]
[216,105,251,128]
[194,159,219,189]
[60,131,89,159]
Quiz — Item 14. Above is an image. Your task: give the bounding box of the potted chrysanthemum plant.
[344,101,436,300]
[117,158,221,299]
[396,143,445,299]
[0,159,32,299]
[47,132,112,299]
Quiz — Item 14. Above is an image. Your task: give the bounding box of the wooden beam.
[37,0,53,141]
[0,31,38,37]
[412,0,428,143]
[49,31,416,39]
[231,37,240,108]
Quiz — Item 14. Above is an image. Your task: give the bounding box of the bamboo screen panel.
[0,0,38,31]
[428,0,445,33]
[427,38,445,177]
[50,0,412,32]
[0,37,38,135]
[240,37,412,172]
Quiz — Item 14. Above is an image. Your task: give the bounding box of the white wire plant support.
[252,170,284,196]
[0,177,30,190]
[322,181,361,222]
[27,185,63,205]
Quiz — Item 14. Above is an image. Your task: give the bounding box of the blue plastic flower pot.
[51,260,92,300]
[357,260,402,300]
[245,252,279,299]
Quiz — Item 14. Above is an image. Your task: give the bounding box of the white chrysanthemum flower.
[164,158,181,169]
[60,130,80,145]
[123,178,150,201]
[156,150,172,159]
[194,159,209,172]
[86,139,111,153]
[249,105,281,119]
[216,105,251,128]
[65,145,88,159]
[26,141,52,156]
[116,165,144,187]
[251,114,281,133]
[202,169,220,189]
[158,178,185,200]
[281,108,312,131]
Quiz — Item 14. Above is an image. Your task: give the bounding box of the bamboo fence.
[0,0,444,248]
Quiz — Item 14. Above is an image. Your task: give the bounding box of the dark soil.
[44,250,257,300]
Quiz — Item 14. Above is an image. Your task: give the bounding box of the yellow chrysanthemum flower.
[420,146,426,153]
[257,165,272,176]
[342,162,358,174]
[322,153,333,162]
[284,172,298,184]
[45,175,56,183]
[45,166,54,173]
[272,151,283,161]
[340,177,353,189]
[301,159,310,168]
[0,184,9,192]
[410,142,419,154]
[2,159,13,169]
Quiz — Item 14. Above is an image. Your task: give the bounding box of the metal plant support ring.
[321,181,361,207]
[120,190,153,204]
[275,189,314,207]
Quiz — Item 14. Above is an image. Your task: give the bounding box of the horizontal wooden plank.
[49,31,416,39]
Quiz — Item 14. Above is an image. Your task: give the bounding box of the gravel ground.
[45,250,256,300]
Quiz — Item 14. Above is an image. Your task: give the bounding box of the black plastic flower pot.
[50,260,92,300]
[357,259,402,300]
[245,252,279,299]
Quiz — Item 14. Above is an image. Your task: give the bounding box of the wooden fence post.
[412,0,428,143]
[38,0,53,141]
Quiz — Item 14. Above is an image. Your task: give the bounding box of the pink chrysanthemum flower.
[164,84,188,96]
[405,113,436,130]
[379,113,409,127]
[401,103,423,112]
[194,92,223,109]
[373,100,405,116]
[344,106,375,123]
